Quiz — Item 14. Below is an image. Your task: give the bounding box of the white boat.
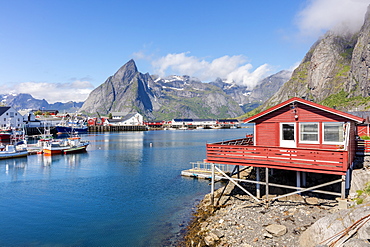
[43,136,89,155]
[0,142,28,159]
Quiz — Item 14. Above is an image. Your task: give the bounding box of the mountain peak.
[112,59,138,82]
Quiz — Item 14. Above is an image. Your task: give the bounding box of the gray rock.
[265,224,287,236]
[299,203,370,247]
[305,197,319,205]
[343,239,370,247]
[204,232,219,246]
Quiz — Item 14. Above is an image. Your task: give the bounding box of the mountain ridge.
[79,60,290,120]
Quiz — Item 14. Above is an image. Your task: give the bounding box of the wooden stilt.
[256,167,261,198]
[345,169,351,190]
[341,175,346,199]
[211,163,215,206]
[265,167,269,207]
[296,171,301,194]
[302,172,307,187]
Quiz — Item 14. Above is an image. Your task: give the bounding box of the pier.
[88,125,147,132]
[181,161,230,180]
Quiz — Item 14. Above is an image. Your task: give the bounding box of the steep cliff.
[252,5,370,114]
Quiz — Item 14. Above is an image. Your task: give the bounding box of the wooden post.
[296,171,301,194]
[345,169,351,190]
[341,175,346,199]
[211,163,215,206]
[256,167,261,198]
[302,172,307,187]
[265,167,269,207]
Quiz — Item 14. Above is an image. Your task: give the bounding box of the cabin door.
[280,123,296,148]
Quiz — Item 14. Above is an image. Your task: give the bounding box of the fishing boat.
[55,116,88,135]
[43,136,89,155]
[0,142,28,159]
[0,128,13,141]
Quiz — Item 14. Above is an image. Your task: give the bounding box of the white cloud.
[296,0,370,37]
[0,80,94,103]
[151,53,271,89]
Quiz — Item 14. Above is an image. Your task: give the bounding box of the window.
[300,123,319,142]
[282,123,295,140]
[323,122,344,143]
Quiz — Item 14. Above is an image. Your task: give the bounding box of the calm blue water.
[0,128,250,246]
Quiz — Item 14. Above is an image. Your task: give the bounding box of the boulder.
[299,202,370,247]
[265,224,287,237]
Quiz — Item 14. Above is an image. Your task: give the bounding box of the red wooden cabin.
[206,97,364,176]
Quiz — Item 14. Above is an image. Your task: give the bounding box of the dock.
[181,161,230,180]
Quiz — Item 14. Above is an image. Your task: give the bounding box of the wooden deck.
[206,137,349,175]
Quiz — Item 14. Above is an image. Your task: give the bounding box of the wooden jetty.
[181,161,230,180]
[88,125,147,132]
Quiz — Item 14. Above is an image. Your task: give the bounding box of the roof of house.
[347,111,370,124]
[243,97,365,124]
[0,107,11,116]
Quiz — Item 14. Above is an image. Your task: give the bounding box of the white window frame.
[322,122,345,145]
[299,122,319,144]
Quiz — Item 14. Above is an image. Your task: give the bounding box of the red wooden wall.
[254,103,357,151]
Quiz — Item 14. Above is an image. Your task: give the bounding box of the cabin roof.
[243,97,365,124]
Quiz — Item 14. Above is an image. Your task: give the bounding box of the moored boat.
[0,128,13,141]
[43,136,89,155]
[0,142,28,159]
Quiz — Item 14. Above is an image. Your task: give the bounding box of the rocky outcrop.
[256,5,370,113]
[350,5,370,98]
[299,203,370,247]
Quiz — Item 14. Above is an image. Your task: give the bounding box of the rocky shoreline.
[180,166,370,247]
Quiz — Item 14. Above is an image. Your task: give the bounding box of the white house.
[104,113,143,126]
[0,106,23,129]
[18,110,42,127]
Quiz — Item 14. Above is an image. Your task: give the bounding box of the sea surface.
[0,128,251,246]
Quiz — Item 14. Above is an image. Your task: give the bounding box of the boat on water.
[0,128,13,141]
[55,116,88,135]
[43,136,89,155]
[55,125,88,135]
[0,141,28,159]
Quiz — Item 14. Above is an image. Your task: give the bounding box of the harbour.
[0,128,251,246]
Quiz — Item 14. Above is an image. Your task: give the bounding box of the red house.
[206,97,364,202]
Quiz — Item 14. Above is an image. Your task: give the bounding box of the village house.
[0,106,24,129]
[18,110,42,127]
[104,113,143,126]
[206,97,365,204]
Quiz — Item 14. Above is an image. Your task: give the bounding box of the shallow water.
[0,128,251,246]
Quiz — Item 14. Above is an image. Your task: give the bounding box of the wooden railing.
[356,139,370,155]
[206,142,349,175]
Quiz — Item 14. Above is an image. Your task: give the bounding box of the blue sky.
[0,0,369,103]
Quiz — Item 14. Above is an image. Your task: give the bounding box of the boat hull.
[0,151,28,159]
[55,126,88,134]
[63,145,88,154]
